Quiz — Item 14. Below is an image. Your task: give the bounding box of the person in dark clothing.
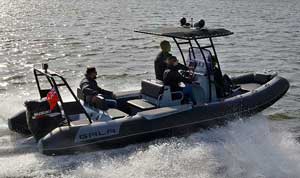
[154,40,172,80]
[211,56,234,97]
[154,40,189,80]
[80,67,116,109]
[163,56,195,103]
[163,57,191,92]
[211,56,224,98]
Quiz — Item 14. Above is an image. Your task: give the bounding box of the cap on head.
[167,56,178,65]
[86,66,97,75]
[167,56,177,61]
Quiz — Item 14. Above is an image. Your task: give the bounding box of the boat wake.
[1,114,300,178]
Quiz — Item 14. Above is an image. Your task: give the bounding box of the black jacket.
[154,52,172,81]
[79,76,113,99]
[163,65,192,92]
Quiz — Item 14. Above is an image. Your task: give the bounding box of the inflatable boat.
[8,24,289,155]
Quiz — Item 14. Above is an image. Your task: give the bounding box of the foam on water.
[0,115,300,178]
[0,94,29,121]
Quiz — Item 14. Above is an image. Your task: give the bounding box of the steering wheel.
[179,68,195,81]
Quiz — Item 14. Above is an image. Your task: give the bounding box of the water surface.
[0,0,299,177]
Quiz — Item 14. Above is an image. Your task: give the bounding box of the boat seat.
[141,79,165,99]
[106,108,128,120]
[141,79,183,107]
[138,104,192,120]
[127,80,184,113]
[127,99,156,110]
[132,80,164,108]
[71,119,91,126]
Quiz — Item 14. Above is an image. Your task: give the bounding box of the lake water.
[0,0,299,177]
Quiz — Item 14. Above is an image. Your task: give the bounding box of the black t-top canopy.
[134,27,233,40]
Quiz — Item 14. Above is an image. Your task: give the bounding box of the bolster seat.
[127,99,156,110]
[106,108,128,120]
[127,80,184,113]
[140,80,165,99]
[127,80,164,113]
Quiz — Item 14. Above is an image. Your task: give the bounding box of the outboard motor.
[24,98,64,141]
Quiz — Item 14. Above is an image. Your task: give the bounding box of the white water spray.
[1,115,300,178]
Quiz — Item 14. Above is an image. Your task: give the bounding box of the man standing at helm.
[154,40,172,81]
[155,40,189,80]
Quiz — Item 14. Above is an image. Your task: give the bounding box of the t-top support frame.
[172,37,222,102]
[33,68,92,126]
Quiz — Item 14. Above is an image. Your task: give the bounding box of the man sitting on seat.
[163,56,195,103]
[80,67,117,109]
